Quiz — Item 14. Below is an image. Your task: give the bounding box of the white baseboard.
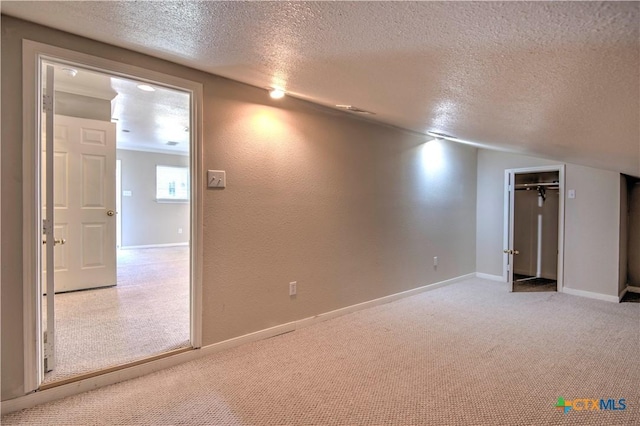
[119,242,189,250]
[626,286,640,294]
[475,272,505,282]
[0,273,473,415]
[295,273,476,330]
[562,286,619,303]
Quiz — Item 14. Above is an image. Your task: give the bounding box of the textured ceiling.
[3,1,639,175]
[50,63,190,154]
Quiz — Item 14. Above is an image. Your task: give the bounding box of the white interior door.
[52,114,117,292]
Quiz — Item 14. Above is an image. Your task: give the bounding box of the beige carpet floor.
[6,277,639,425]
[42,246,191,384]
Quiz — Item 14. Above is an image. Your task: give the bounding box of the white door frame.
[22,40,203,393]
[503,165,565,292]
[116,159,122,249]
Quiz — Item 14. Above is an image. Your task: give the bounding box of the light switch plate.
[568,189,576,199]
[207,170,226,188]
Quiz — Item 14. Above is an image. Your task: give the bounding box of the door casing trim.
[503,165,565,293]
[21,39,203,393]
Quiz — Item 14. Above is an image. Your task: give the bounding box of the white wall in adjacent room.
[117,149,190,247]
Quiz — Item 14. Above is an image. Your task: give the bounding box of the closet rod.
[515,182,558,187]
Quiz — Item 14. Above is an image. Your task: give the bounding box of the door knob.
[107,210,115,216]
[503,249,512,254]
[42,238,66,245]
[513,250,520,255]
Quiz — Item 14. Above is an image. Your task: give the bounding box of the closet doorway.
[504,166,565,292]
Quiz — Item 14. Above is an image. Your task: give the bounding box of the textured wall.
[562,164,620,296]
[117,150,189,247]
[1,17,477,400]
[200,89,478,343]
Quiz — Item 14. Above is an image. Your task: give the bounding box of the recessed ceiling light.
[335,105,375,115]
[269,88,285,99]
[137,84,155,92]
[62,67,78,77]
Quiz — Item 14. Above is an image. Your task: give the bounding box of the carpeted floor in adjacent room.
[5,277,639,425]
[43,246,191,384]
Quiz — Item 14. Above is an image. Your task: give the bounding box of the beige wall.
[117,149,190,247]
[1,17,478,400]
[562,164,620,296]
[476,150,622,297]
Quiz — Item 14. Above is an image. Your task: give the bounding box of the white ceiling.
[51,64,190,154]
[4,1,639,174]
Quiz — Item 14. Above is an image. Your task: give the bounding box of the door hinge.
[42,219,52,235]
[507,264,510,271]
[43,94,53,113]
[43,331,53,357]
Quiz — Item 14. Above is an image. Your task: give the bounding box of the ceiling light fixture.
[269,88,285,99]
[137,84,155,92]
[335,105,375,115]
[62,67,78,77]
[166,141,179,146]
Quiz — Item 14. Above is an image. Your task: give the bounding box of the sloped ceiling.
[3,1,639,175]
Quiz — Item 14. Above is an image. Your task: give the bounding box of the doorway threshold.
[39,346,193,390]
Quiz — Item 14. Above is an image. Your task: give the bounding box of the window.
[156,165,189,201]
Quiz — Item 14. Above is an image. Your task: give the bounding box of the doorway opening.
[504,166,565,293]
[23,41,202,392]
[40,61,192,384]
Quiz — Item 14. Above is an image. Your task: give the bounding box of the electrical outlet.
[434,256,438,267]
[289,281,297,296]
